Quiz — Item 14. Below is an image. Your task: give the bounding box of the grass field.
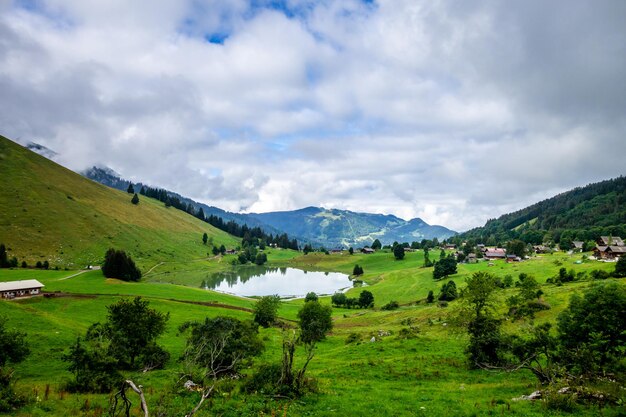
[1,250,623,416]
[0,135,239,270]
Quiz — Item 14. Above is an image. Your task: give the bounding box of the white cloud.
[1,0,625,231]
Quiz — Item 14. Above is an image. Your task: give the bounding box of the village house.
[0,279,44,299]
[594,236,626,259]
[483,248,507,260]
[361,248,375,254]
[572,241,584,252]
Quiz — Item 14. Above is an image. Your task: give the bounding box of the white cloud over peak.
[1,0,625,231]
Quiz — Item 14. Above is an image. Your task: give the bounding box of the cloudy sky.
[1,0,625,231]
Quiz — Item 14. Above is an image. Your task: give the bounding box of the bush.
[304,292,318,303]
[345,333,361,344]
[590,269,610,280]
[253,295,281,328]
[102,249,141,281]
[352,264,364,276]
[438,280,457,301]
[331,292,347,307]
[358,290,374,308]
[63,338,122,393]
[614,256,626,277]
[381,300,399,310]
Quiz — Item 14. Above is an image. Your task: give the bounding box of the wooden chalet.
[572,241,584,251]
[0,279,44,299]
[484,248,506,260]
[594,236,625,259]
[361,248,375,254]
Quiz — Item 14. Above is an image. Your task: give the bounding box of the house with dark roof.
[594,236,625,259]
[484,248,506,259]
[572,241,584,251]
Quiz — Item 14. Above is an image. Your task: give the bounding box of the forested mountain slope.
[459,177,626,245]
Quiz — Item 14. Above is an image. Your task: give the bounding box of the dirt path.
[58,267,100,281]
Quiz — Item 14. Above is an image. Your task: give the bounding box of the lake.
[201,266,353,298]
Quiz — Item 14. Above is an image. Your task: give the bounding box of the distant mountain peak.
[26,142,57,159]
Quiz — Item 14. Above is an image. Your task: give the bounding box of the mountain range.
[81,167,456,248]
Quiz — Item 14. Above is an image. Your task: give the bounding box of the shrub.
[253,295,281,328]
[345,333,361,344]
[352,264,364,276]
[590,269,610,280]
[358,290,374,308]
[426,290,435,303]
[438,280,457,301]
[381,300,399,310]
[304,292,318,303]
[331,292,347,307]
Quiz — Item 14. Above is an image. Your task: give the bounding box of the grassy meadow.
[1,249,623,416]
[0,135,239,270]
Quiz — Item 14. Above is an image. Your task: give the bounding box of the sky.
[1,0,625,231]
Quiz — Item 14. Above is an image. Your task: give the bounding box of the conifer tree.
[131,193,139,205]
[127,183,134,194]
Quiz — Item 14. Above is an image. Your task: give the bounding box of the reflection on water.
[201,266,352,297]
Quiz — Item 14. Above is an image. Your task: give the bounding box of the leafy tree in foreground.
[102,248,141,281]
[253,295,281,328]
[461,272,502,368]
[179,316,263,415]
[0,317,30,411]
[63,338,122,393]
[557,282,626,376]
[88,297,170,370]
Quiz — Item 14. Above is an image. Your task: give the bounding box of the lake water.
[201,266,352,298]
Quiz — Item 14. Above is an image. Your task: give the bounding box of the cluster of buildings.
[593,236,626,259]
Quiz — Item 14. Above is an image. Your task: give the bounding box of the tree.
[0,244,7,268]
[302,244,313,255]
[126,183,134,194]
[557,282,626,376]
[439,248,446,260]
[393,245,405,260]
[179,316,263,416]
[211,246,220,256]
[348,247,354,255]
[298,301,333,344]
[219,244,226,255]
[423,248,433,267]
[139,186,146,195]
[433,256,457,280]
[352,264,363,276]
[102,248,141,281]
[304,292,318,303]
[461,272,502,367]
[131,193,139,204]
[506,239,526,258]
[202,233,208,245]
[371,239,382,250]
[438,280,457,301]
[331,292,347,307]
[358,290,374,308]
[91,297,170,370]
[253,295,281,328]
[426,290,435,303]
[0,317,30,411]
[254,252,267,265]
[63,338,122,393]
[42,260,49,270]
[614,256,626,277]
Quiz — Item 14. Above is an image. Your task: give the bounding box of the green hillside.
[458,176,626,245]
[0,135,239,269]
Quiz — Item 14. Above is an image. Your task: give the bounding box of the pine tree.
[202,233,208,245]
[131,193,139,205]
[0,243,8,268]
[126,183,134,194]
